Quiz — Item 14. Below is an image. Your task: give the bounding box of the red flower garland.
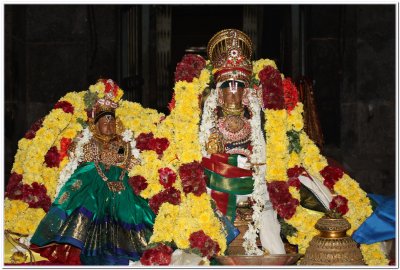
[128,175,148,195]
[189,230,220,259]
[44,146,61,168]
[6,172,24,199]
[282,77,299,113]
[287,165,308,190]
[54,101,74,114]
[259,66,285,110]
[320,165,344,191]
[178,162,207,196]
[158,168,177,189]
[149,187,181,214]
[6,173,51,212]
[135,133,169,155]
[267,181,299,220]
[140,243,173,266]
[24,118,44,140]
[174,54,206,83]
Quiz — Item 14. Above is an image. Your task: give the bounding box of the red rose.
[320,165,344,191]
[189,230,220,259]
[24,118,44,139]
[179,162,207,196]
[283,78,299,112]
[259,66,285,110]
[54,101,74,114]
[128,175,148,195]
[329,195,349,216]
[140,243,173,266]
[158,168,177,188]
[149,187,181,214]
[44,146,60,168]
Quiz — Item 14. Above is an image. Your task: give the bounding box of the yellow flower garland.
[256,58,387,265]
[117,68,226,253]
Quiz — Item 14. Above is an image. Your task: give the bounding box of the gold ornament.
[206,131,224,154]
[207,29,253,84]
[300,215,365,265]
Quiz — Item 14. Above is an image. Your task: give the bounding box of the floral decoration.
[178,161,207,196]
[282,78,299,113]
[140,243,174,266]
[149,187,181,214]
[54,101,74,114]
[128,175,148,195]
[44,146,61,168]
[189,230,221,259]
[329,195,349,216]
[259,65,285,110]
[24,118,44,139]
[4,54,388,265]
[158,167,177,188]
[174,54,206,83]
[256,59,387,264]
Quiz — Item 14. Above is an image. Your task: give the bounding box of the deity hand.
[206,130,224,155]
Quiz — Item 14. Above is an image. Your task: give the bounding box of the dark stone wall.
[341,5,395,195]
[306,5,395,195]
[4,5,119,181]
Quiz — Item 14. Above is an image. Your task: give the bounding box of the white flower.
[131,149,140,159]
[55,127,92,197]
[122,129,133,142]
[199,89,218,157]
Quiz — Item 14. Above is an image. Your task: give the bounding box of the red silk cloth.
[201,154,252,178]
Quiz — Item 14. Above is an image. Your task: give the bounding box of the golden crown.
[92,98,118,122]
[207,29,253,84]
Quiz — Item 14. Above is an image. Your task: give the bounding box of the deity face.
[96,114,116,136]
[221,83,245,109]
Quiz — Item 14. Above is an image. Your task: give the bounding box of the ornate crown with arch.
[207,29,253,84]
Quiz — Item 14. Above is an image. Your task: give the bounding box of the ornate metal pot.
[300,215,365,265]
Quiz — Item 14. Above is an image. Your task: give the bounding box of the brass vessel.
[300,215,365,265]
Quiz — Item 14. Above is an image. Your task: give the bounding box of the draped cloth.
[202,154,254,223]
[30,162,155,265]
[352,194,396,244]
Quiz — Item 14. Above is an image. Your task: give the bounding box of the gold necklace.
[222,106,244,116]
[93,143,126,193]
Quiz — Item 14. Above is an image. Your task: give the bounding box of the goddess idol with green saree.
[30,91,155,265]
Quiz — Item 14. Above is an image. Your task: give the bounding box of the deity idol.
[200,29,338,255]
[28,81,155,265]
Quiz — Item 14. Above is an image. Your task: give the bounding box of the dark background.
[4,5,396,195]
